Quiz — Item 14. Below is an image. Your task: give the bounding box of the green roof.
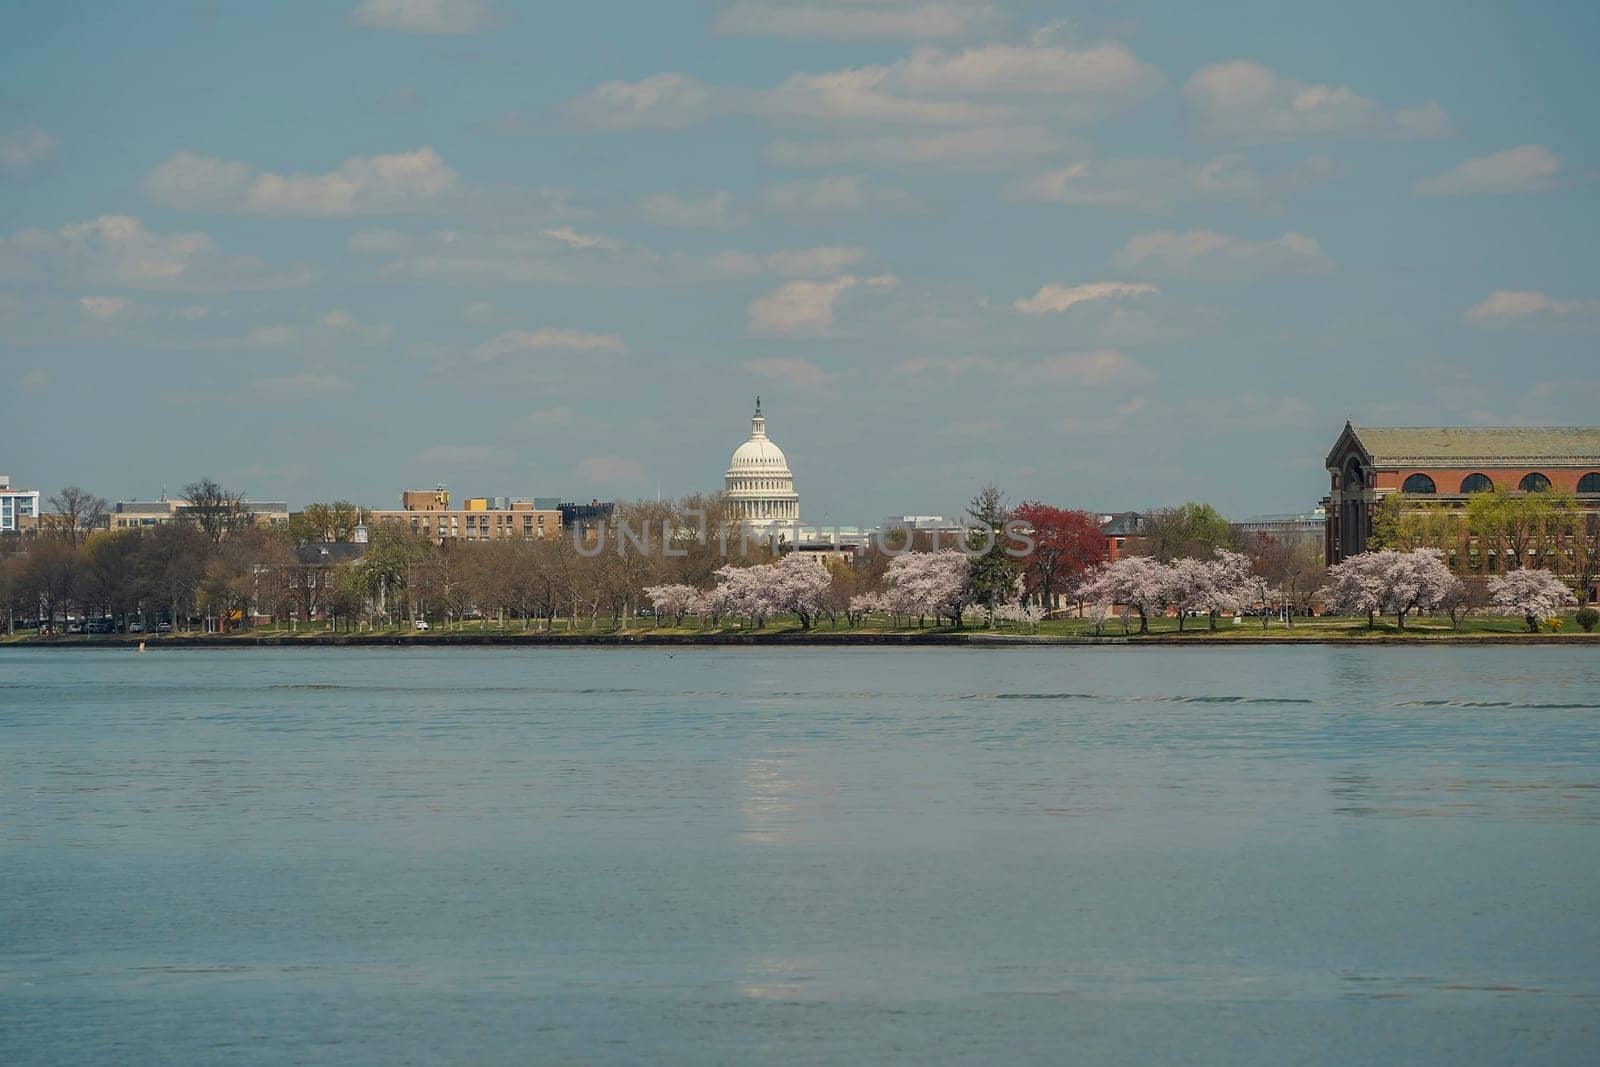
[1350,425,1600,466]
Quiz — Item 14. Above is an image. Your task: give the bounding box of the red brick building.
[1322,423,1600,564]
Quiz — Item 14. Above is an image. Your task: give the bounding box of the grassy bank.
[5,613,1598,647]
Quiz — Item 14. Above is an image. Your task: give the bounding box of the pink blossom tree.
[1488,568,1575,631]
[883,550,971,627]
[1320,548,1457,629]
[1078,556,1169,634]
[642,583,701,626]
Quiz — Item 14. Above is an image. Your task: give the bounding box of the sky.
[2,0,1596,522]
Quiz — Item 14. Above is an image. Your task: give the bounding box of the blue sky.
[2,0,1595,520]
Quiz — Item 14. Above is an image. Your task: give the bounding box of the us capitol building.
[724,397,800,529]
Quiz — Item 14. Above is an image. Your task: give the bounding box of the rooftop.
[1346,425,1600,466]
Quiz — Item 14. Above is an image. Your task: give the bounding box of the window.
[1460,473,1494,493]
[1519,472,1551,492]
[1344,457,1364,488]
[1402,473,1436,494]
[1578,472,1600,494]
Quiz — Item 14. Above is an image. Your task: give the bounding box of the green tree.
[1142,502,1234,562]
[964,483,1020,620]
[288,501,372,545]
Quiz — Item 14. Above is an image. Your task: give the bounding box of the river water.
[3,646,1598,1064]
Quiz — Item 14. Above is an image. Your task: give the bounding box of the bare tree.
[182,479,252,543]
[47,486,108,547]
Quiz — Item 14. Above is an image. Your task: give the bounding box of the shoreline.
[6,630,1597,648]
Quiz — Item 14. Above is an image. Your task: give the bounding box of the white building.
[0,476,41,533]
[724,398,800,528]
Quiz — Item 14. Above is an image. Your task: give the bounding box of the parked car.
[414,619,430,631]
[155,621,173,633]
[126,620,144,633]
[87,619,116,634]
[66,621,85,634]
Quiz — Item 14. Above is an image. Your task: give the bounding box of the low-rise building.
[372,485,562,544]
[110,497,289,530]
[0,476,41,534]
[1322,423,1600,563]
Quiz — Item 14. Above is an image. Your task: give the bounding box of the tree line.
[2,481,1331,634]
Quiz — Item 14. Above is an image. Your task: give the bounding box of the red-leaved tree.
[1013,502,1104,613]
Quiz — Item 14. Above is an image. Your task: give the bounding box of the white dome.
[729,436,790,471]
[724,398,800,527]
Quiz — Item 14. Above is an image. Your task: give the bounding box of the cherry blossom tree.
[1488,568,1575,632]
[1319,548,1457,629]
[992,600,1045,633]
[1195,548,1254,631]
[1161,557,1211,632]
[847,592,880,626]
[883,550,970,627]
[643,583,701,626]
[1078,556,1169,634]
[766,552,832,629]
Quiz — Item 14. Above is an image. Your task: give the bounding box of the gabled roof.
[293,542,366,565]
[1331,423,1600,468]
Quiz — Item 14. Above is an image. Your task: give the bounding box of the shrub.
[1577,606,1599,633]
[1546,618,1563,633]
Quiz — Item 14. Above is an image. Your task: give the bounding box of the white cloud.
[744,356,831,388]
[1013,281,1158,315]
[637,189,740,229]
[143,147,458,216]
[763,174,915,212]
[1011,153,1338,212]
[539,225,624,252]
[0,127,57,176]
[766,125,1073,170]
[473,328,627,360]
[567,41,1160,134]
[747,273,897,335]
[318,308,393,345]
[1183,60,1452,143]
[0,214,312,291]
[764,246,864,277]
[564,73,721,130]
[1464,290,1596,324]
[1414,145,1561,196]
[78,295,133,319]
[351,0,493,34]
[1112,229,1332,281]
[463,300,494,322]
[1015,349,1152,386]
[712,1,1000,40]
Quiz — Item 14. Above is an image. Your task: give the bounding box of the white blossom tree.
[643,583,701,626]
[1319,548,1457,629]
[1488,568,1574,632]
[1077,556,1168,634]
[766,552,833,629]
[883,550,971,627]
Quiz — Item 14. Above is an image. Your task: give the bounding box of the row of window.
[1401,471,1600,495]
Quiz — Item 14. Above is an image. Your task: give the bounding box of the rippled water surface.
[3,646,1599,1064]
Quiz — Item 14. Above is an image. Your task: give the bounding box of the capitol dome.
[725,397,799,527]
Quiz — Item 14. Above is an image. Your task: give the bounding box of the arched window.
[1519,472,1551,492]
[1461,473,1494,494]
[1402,473,1437,494]
[1579,473,1600,494]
